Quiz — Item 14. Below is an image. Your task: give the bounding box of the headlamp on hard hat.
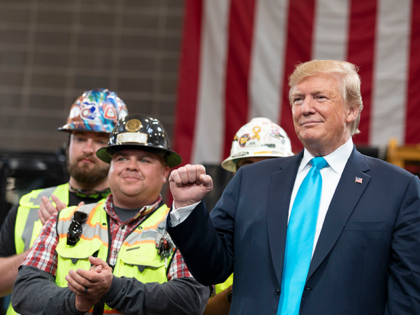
[96,113,182,168]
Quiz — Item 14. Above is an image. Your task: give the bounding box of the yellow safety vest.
[7,183,69,315]
[215,273,234,295]
[55,201,174,314]
[15,183,69,254]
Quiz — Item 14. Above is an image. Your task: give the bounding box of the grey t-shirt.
[112,205,139,223]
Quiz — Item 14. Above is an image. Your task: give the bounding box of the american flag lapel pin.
[355,177,363,184]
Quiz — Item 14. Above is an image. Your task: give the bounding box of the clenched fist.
[169,164,213,209]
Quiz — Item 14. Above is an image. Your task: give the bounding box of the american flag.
[173,0,420,166]
[355,177,363,184]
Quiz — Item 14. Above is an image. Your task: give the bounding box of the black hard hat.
[96,113,182,167]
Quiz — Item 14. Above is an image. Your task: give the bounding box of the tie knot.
[311,157,328,170]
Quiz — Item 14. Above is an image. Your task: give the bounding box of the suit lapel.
[307,149,371,281]
[267,152,302,286]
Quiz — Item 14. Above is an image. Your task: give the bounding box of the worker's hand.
[169,164,213,209]
[38,196,84,225]
[38,195,65,225]
[66,256,113,301]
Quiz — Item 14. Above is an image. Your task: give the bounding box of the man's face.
[67,131,110,184]
[108,149,170,207]
[291,73,358,155]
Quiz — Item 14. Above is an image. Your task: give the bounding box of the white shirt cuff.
[169,201,200,226]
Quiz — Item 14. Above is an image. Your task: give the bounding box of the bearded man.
[0,88,128,315]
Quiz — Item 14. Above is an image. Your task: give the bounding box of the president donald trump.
[167,60,420,314]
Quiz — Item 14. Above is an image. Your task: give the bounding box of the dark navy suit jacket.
[167,149,420,314]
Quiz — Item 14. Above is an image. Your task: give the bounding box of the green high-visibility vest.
[55,201,174,314]
[15,183,69,254]
[7,183,69,315]
[214,273,234,295]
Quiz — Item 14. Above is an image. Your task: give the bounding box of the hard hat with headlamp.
[96,113,182,168]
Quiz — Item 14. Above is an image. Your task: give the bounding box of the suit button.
[276,289,280,295]
[304,287,312,290]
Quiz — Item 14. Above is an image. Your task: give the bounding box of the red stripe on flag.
[280,0,316,153]
[405,1,420,144]
[223,0,257,159]
[347,0,378,145]
[173,0,203,166]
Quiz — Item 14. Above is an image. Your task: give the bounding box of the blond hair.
[288,60,363,135]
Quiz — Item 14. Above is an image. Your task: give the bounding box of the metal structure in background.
[0,148,69,219]
[0,147,69,315]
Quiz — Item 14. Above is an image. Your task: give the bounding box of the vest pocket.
[116,248,167,283]
[55,242,103,288]
[119,249,165,269]
[56,241,102,263]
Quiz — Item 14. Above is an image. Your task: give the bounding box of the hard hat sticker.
[270,126,285,140]
[104,105,117,119]
[126,119,142,132]
[247,141,257,147]
[239,134,250,147]
[232,151,249,158]
[119,109,128,119]
[252,126,261,140]
[253,151,272,155]
[70,106,81,118]
[80,101,99,120]
[117,132,148,145]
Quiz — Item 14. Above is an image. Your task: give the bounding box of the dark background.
[0,0,184,151]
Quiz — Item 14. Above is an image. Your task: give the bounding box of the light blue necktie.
[277,157,328,315]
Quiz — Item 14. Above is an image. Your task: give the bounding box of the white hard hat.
[221,117,293,172]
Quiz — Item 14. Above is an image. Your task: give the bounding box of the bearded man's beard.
[67,157,109,184]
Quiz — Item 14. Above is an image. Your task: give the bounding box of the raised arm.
[167,166,243,286]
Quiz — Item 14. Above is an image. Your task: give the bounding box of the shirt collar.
[104,194,163,224]
[298,137,354,175]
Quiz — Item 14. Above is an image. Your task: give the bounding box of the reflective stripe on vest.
[15,183,69,254]
[55,202,174,315]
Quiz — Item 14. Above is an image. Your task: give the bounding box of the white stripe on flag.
[312,0,350,60]
[192,0,230,164]
[249,0,288,122]
[370,0,411,147]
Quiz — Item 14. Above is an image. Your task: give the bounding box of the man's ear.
[346,105,359,123]
[162,165,170,183]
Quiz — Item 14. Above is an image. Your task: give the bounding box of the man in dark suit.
[167,60,420,315]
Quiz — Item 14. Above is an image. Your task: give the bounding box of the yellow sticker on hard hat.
[252,126,261,140]
[117,133,148,145]
[254,151,272,155]
[126,119,142,132]
[239,134,250,147]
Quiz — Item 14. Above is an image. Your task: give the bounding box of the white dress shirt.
[292,137,353,255]
[170,138,354,255]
